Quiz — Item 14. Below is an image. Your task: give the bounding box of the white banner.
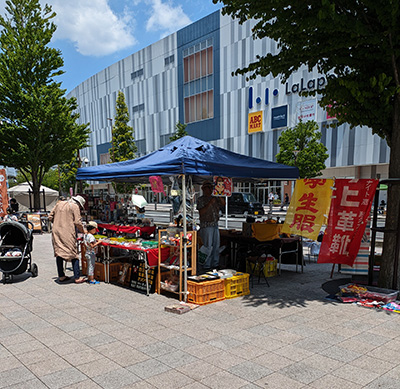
[296,99,317,123]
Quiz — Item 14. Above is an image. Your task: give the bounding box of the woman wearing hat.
[49,195,87,283]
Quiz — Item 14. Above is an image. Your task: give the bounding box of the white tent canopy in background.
[8,182,59,211]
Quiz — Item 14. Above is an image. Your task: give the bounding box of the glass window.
[184,57,189,82]
[208,90,213,118]
[207,47,213,74]
[202,92,207,119]
[184,98,190,123]
[189,55,195,81]
[201,49,207,77]
[196,94,202,121]
[195,52,201,79]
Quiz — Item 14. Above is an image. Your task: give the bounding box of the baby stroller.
[0,221,37,283]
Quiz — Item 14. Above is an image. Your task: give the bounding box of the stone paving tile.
[292,338,333,353]
[309,374,363,389]
[246,323,281,337]
[366,344,400,362]
[126,358,172,380]
[92,368,141,388]
[227,342,270,360]
[252,351,294,371]
[16,347,59,365]
[0,355,23,373]
[199,370,248,389]
[206,335,243,351]
[76,357,121,378]
[254,371,305,389]
[155,349,198,368]
[228,360,272,382]
[0,332,36,347]
[349,354,396,375]
[0,366,36,388]
[203,350,247,370]
[273,344,314,362]
[80,333,117,348]
[63,348,104,366]
[27,356,72,377]
[138,341,178,358]
[62,380,103,388]
[6,378,49,388]
[163,334,201,350]
[279,361,326,385]
[175,360,222,381]
[180,383,210,389]
[184,342,222,359]
[318,345,363,363]
[331,363,379,386]
[5,339,46,355]
[145,369,195,389]
[364,374,400,389]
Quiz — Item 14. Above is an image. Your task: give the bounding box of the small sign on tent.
[212,176,232,197]
[149,176,166,195]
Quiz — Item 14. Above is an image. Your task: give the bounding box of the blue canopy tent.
[77,136,299,301]
[76,136,299,183]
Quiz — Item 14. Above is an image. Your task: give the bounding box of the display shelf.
[157,229,197,301]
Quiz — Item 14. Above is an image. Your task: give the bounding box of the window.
[183,38,214,123]
[132,103,145,114]
[131,68,144,80]
[164,54,175,66]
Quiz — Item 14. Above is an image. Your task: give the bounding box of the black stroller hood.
[0,221,32,247]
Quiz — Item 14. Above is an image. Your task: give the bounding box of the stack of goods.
[335,283,400,312]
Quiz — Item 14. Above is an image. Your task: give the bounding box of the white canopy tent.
[8,182,59,212]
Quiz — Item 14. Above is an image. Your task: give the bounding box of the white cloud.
[146,0,191,37]
[48,0,136,56]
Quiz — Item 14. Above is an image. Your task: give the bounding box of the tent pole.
[182,174,188,302]
[225,195,228,229]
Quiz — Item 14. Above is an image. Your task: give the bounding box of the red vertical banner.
[318,179,379,266]
[0,169,8,218]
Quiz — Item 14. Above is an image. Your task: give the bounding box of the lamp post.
[76,152,89,194]
[107,118,114,162]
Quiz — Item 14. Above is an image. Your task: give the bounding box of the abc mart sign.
[247,75,326,133]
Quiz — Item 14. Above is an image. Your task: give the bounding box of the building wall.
[68,10,390,180]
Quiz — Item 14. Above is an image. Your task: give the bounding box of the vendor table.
[97,241,170,295]
[97,223,156,237]
[220,230,303,274]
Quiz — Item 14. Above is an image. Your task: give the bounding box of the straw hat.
[72,195,85,208]
[87,221,98,230]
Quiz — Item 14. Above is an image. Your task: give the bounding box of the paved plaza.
[0,233,399,388]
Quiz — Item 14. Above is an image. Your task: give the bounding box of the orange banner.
[282,178,333,240]
[0,169,8,218]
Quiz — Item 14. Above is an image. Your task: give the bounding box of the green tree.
[276,121,328,179]
[13,167,59,191]
[0,0,89,210]
[214,0,400,289]
[110,91,137,194]
[169,121,188,142]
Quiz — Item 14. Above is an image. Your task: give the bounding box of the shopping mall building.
[68,10,389,202]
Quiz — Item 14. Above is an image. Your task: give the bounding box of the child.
[84,221,102,284]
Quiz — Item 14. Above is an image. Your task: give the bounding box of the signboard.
[0,169,8,218]
[282,178,333,240]
[248,111,263,133]
[212,176,232,197]
[318,179,379,266]
[296,99,316,123]
[271,105,288,129]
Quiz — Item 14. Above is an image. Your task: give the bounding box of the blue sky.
[0,0,222,93]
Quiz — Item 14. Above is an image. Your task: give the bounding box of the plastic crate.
[246,258,277,278]
[224,273,250,299]
[187,279,225,305]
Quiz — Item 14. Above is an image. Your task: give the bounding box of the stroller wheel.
[31,263,38,278]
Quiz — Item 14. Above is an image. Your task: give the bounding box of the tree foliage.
[276,121,328,179]
[109,91,137,194]
[13,167,59,191]
[169,121,188,142]
[214,0,400,288]
[0,0,90,210]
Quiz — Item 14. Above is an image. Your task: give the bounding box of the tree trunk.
[379,97,400,289]
[31,171,41,211]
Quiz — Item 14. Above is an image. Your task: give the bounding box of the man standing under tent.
[197,181,225,271]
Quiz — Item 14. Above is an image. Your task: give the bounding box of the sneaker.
[89,280,100,285]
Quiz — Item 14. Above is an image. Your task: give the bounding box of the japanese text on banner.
[282,179,333,240]
[318,179,379,266]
